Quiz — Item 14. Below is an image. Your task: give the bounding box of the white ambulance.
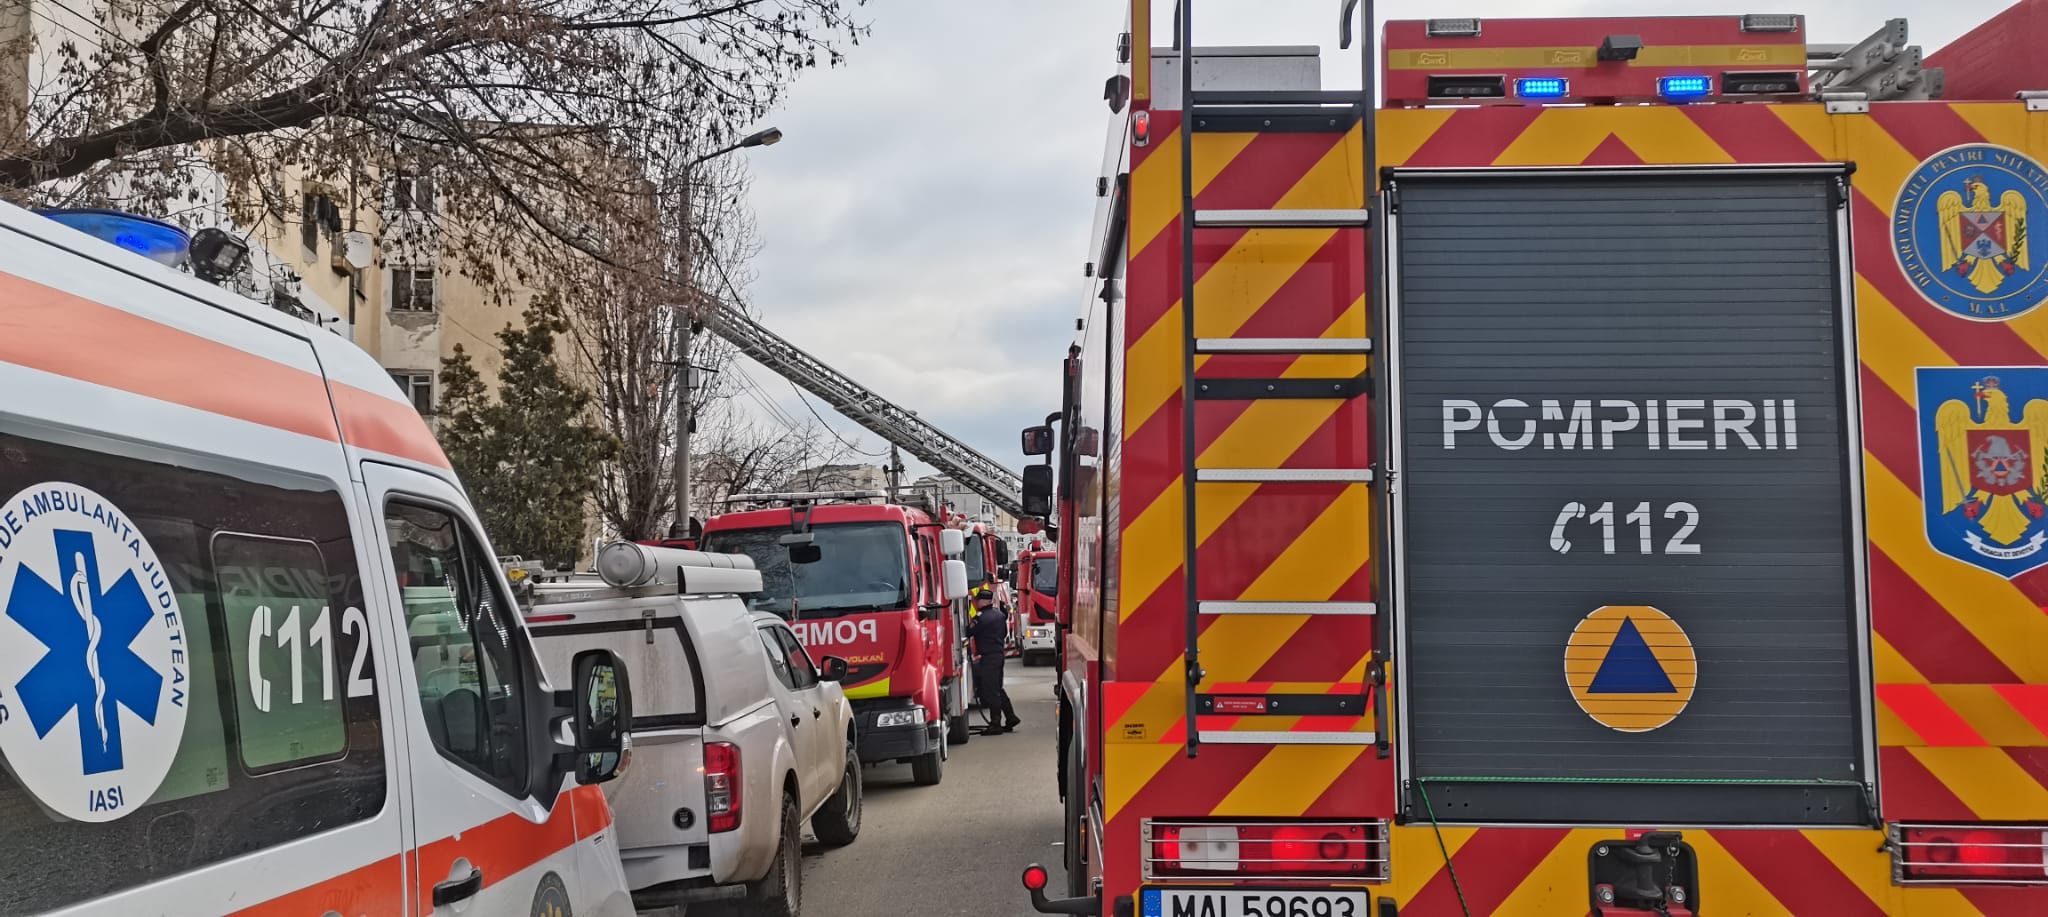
[0,202,636,916]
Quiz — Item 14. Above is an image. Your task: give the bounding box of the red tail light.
[1898,825,2048,884]
[705,742,742,833]
[1149,822,1384,880]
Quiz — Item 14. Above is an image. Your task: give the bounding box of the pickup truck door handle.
[432,866,484,907]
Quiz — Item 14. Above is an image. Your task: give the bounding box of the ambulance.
[0,204,635,916]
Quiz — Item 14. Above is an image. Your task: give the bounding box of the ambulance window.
[214,534,349,771]
[385,502,529,794]
[0,429,384,913]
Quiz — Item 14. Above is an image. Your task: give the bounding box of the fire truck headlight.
[876,708,925,729]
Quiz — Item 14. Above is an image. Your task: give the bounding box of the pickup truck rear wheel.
[738,792,801,917]
[812,739,862,847]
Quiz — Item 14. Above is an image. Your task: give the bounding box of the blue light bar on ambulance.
[39,209,190,267]
[1658,76,1714,100]
[1516,78,1570,100]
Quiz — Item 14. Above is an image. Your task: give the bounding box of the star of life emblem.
[0,482,188,822]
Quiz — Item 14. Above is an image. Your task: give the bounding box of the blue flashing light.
[1658,76,1714,100]
[38,209,190,267]
[1516,77,1570,100]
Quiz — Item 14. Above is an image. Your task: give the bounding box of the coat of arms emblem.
[1920,368,2048,577]
[1895,144,2048,321]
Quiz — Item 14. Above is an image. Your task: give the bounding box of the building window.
[392,173,435,214]
[389,267,436,312]
[301,193,340,261]
[390,371,433,415]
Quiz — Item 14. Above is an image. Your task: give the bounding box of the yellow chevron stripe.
[1210,745,1361,816]
[1380,109,1460,169]
[1952,102,2032,152]
[1855,277,1958,398]
[1878,698,1924,746]
[1387,825,1479,905]
[1843,116,1925,220]
[1805,829,1982,916]
[1495,106,1736,166]
[1770,104,1849,163]
[1934,685,2048,746]
[1871,632,1928,685]
[1911,746,2048,818]
[1867,470,2048,683]
[1114,487,1375,738]
[1490,829,1609,916]
[1682,831,1796,915]
[1128,129,1256,263]
[1104,742,1178,822]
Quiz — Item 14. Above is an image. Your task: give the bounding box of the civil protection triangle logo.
[1918,368,2048,578]
[0,482,187,823]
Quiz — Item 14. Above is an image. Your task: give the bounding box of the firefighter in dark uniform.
[969,585,1021,734]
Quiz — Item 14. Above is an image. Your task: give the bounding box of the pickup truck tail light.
[1144,820,1390,882]
[705,742,742,833]
[1894,824,2048,885]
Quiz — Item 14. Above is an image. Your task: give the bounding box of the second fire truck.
[700,491,975,785]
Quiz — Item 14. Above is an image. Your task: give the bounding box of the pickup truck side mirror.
[571,649,631,785]
[818,656,850,682]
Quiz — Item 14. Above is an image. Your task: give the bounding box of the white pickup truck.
[524,545,861,917]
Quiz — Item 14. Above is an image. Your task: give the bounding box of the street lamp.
[672,126,782,539]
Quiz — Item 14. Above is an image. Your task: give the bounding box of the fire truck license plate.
[1139,888,1371,917]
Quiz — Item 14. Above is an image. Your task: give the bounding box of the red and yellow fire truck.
[1018,545,1061,666]
[1020,3,2048,915]
[700,491,975,785]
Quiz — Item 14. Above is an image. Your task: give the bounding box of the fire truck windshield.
[1031,556,1057,597]
[702,522,910,618]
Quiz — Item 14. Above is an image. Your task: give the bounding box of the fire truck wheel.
[947,711,972,745]
[911,743,944,786]
[812,739,862,847]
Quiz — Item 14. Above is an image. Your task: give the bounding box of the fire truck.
[1017,545,1060,666]
[699,490,975,785]
[1020,2,2048,916]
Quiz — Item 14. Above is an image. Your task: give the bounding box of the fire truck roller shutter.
[1387,168,1870,826]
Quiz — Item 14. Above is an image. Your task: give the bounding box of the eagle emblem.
[1920,368,2048,577]
[1937,175,2029,294]
[1895,144,2048,321]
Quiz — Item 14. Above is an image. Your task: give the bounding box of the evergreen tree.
[439,300,615,566]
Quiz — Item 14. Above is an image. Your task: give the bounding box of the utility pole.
[670,126,783,539]
[671,176,695,539]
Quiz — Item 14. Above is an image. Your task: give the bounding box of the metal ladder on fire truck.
[1173,0,1385,758]
[702,302,1027,520]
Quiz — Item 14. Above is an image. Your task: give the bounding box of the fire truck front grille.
[1141,819,1391,884]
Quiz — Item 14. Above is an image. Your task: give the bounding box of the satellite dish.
[342,231,374,271]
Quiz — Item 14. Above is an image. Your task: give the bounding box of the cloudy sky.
[731,0,2013,483]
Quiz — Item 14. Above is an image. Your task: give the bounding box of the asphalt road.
[802,658,1068,917]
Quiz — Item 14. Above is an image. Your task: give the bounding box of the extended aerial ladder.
[705,302,1027,520]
